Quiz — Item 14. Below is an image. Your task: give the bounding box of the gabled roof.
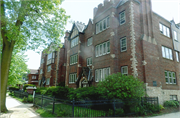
[116,0,128,8]
[74,21,86,33]
[170,20,180,29]
[29,69,38,74]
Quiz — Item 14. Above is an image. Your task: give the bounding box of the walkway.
[149,111,180,118]
[0,95,41,118]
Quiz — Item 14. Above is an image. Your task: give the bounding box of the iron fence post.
[52,96,55,114]
[72,99,75,117]
[113,98,115,116]
[33,93,35,106]
[41,95,43,108]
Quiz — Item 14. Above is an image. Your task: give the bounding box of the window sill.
[70,63,77,66]
[96,53,110,57]
[162,57,173,61]
[160,33,171,39]
[96,27,109,35]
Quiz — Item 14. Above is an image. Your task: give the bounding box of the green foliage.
[28,95,33,103]
[22,97,28,103]
[164,100,179,107]
[36,108,56,117]
[97,72,145,99]
[57,81,65,87]
[9,86,19,91]
[68,86,105,100]
[23,84,36,91]
[159,104,165,110]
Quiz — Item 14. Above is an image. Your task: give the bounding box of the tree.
[97,73,145,100]
[0,0,69,112]
[8,51,29,86]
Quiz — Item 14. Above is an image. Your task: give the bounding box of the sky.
[25,0,180,70]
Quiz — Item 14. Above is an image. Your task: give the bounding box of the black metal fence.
[33,94,160,117]
[9,90,28,99]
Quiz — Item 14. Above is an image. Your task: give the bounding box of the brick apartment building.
[27,69,39,86]
[38,0,180,104]
[38,43,67,87]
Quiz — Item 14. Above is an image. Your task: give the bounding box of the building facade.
[27,69,39,86]
[37,0,180,104]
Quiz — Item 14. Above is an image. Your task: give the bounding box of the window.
[159,23,170,37]
[174,31,178,41]
[95,41,110,57]
[48,53,52,60]
[119,11,126,25]
[153,81,157,86]
[41,58,44,64]
[87,57,92,66]
[38,79,41,86]
[121,66,128,75]
[47,65,51,72]
[170,95,178,101]
[46,78,50,85]
[87,37,93,46]
[70,54,78,65]
[95,67,110,82]
[47,52,55,65]
[71,37,79,48]
[120,37,127,52]
[69,73,77,83]
[165,71,176,84]
[162,46,173,60]
[40,69,43,74]
[176,52,179,62]
[32,75,36,79]
[96,16,110,34]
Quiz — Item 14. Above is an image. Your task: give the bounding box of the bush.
[35,87,47,94]
[9,86,19,91]
[23,84,36,91]
[159,104,165,110]
[28,95,33,103]
[97,72,145,100]
[22,97,28,103]
[164,101,177,107]
[68,86,105,100]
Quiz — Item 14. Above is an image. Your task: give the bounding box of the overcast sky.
[25,0,180,69]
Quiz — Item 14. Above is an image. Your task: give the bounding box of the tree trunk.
[1,40,14,112]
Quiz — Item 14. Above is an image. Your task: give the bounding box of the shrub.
[9,86,19,91]
[22,97,28,103]
[97,72,145,100]
[35,87,47,94]
[164,101,176,107]
[28,95,33,103]
[23,84,36,91]
[159,104,165,110]
[173,101,179,107]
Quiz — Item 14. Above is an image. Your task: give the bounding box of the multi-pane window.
[69,73,77,83]
[162,46,173,60]
[95,67,110,82]
[119,11,126,25]
[170,95,178,101]
[40,69,43,74]
[47,65,51,72]
[176,52,179,62]
[121,66,128,75]
[95,41,110,57]
[71,37,79,48]
[41,58,44,64]
[159,23,170,37]
[70,54,78,65]
[174,31,178,41]
[165,71,176,84]
[87,37,93,46]
[32,75,36,79]
[46,78,50,85]
[120,37,127,52]
[47,52,55,65]
[96,16,110,34]
[87,57,92,66]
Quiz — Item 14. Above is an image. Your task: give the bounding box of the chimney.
[93,7,98,17]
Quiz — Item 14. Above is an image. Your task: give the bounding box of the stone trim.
[129,2,138,78]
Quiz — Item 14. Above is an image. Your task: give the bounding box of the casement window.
[46,78,50,85]
[32,75,36,79]
[174,31,178,41]
[119,11,126,25]
[95,67,110,82]
[165,71,176,84]
[96,16,110,34]
[41,58,44,64]
[69,73,77,83]
[47,65,51,72]
[176,52,179,62]
[170,95,178,101]
[71,37,79,48]
[70,54,78,65]
[120,37,127,52]
[47,52,55,65]
[40,69,43,74]
[87,37,93,46]
[87,57,92,66]
[159,23,170,38]
[95,41,110,57]
[162,46,173,60]
[121,66,128,76]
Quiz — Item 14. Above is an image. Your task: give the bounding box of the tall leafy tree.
[0,0,69,112]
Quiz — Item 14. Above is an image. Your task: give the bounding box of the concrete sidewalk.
[0,95,41,118]
[148,111,180,118]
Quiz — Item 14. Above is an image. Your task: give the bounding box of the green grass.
[36,108,56,117]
